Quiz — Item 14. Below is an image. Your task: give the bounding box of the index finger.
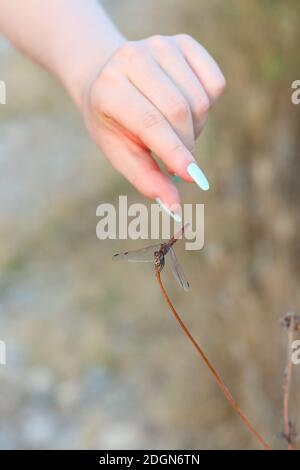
[96,77,208,187]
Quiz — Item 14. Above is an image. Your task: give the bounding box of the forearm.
[0,0,125,107]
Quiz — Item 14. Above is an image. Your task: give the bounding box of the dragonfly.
[112,224,189,291]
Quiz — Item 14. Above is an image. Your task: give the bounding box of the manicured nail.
[187,162,210,191]
[172,174,181,183]
[156,198,182,223]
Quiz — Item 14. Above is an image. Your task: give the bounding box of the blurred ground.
[0,0,300,449]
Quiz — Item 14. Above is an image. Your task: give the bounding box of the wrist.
[51,1,126,109]
[60,32,126,110]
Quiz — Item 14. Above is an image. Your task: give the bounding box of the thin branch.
[155,268,271,450]
[281,312,300,450]
[284,319,294,450]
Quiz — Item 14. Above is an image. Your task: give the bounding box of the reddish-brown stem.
[283,316,295,450]
[155,269,271,450]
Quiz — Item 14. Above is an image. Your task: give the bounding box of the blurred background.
[0,0,300,450]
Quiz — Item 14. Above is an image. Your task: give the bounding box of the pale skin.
[0,0,226,215]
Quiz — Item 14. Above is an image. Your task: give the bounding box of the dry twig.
[280,312,300,450]
[155,268,271,450]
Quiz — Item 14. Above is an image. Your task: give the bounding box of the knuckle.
[117,41,143,61]
[148,34,168,51]
[171,99,190,122]
[175,33,192,45]
[141,110,165,131]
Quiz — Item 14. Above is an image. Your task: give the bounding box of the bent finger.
[93,76,195,182]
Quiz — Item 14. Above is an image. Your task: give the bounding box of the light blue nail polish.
[156,198,182,223]
[187,162,210,191]
[172,174,181,183]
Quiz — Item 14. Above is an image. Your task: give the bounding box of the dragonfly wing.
[112,244,161,262]
[167,246,189,291]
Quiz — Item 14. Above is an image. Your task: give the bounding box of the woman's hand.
[0,1,225,216]
[83,34,226,216]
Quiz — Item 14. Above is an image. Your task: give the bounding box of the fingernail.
[172,174,181,183]
[187,162,210,191]
[156,198,182,223]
